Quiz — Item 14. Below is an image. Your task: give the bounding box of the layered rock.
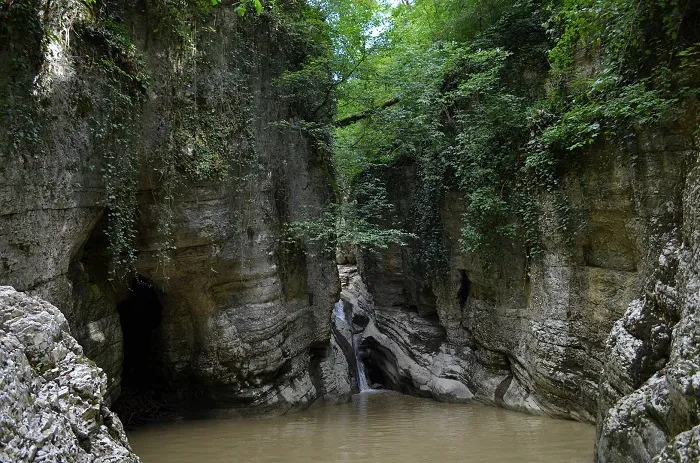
[0,0,348,417]
[343,132,699,460]
[0,286,139,462]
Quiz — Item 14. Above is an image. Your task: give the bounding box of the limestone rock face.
[345,134,699,460]
[654,425,700,463]
[0,286,139,463]
[596,149,700,463]
[0,0,346,417]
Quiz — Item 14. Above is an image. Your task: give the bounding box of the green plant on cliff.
[283,177,414,255]
[75,19,149,279]
[75,0,270,280]
[540,0,699,153]
[0,0,48,157]
[320,0,699,269]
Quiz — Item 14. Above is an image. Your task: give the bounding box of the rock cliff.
[596,148,700,462]
[341,132,699,461]
[0,286,139,462]
[0,0,349,421]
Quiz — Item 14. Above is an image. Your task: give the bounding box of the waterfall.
[333,300,346,322]
[334,299,370,392]
[353,333,370,392]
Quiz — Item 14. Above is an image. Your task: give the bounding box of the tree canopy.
[287,0,699,262]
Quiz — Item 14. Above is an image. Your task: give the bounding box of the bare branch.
[334,97,400,127]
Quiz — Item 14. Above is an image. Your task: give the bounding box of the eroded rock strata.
[342,136,699,461]
[0,0,349,420]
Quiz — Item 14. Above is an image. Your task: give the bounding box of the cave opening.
[365,358,388,389]
[114,278,170,426]
[119,278,162,390]
[457,270,471,306]
[361,339,394,391]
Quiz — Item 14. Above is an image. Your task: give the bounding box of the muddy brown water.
[128,391,595,462]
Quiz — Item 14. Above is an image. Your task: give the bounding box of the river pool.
[128,391,595,462]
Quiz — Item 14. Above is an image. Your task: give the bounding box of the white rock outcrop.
[0,287,139,463]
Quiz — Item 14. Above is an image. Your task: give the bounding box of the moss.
[31,361,53,375]
[89,283,103,300]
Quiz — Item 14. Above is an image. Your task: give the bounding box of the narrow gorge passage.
[1,0,698,461]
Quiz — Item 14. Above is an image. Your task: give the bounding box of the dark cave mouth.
[365,358,388,389]
[113,278,172,427]
[359,339,391,391]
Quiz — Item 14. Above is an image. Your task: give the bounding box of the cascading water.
[333,300,346,322]
[334,299,370,392]
[353,333,370,391]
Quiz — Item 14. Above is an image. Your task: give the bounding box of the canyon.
[1,0,699,462]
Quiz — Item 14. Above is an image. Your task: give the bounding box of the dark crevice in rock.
[457,269,471,306]
[66,214,128,402]
[362,337,425,395]
[363,339,389,390]
[366,365,387,390]
[118,278,163,391]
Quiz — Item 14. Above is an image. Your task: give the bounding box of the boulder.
[0,286,139,463]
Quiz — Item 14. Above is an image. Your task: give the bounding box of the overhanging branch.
[334,97,400,128]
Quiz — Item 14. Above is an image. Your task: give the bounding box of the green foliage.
[75,20,148,279]
[284,177,414,254]
[0,0,46,156]
[323,0,698,268]
[274,0,421,254]
[325,0,553,265]
[235,0,263,16]
[543,0,698,151]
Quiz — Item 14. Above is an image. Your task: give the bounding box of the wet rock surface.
[0,286,139,463]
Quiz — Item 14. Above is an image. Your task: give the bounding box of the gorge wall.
[0,0,351,422]
[341,131,700,462]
